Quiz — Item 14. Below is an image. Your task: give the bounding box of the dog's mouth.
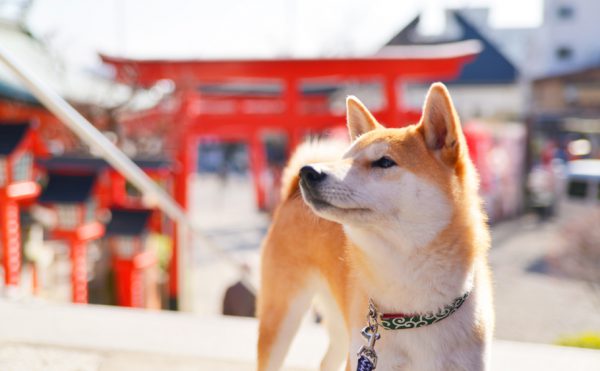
[299,179,331,210]
[300,180,370,213]
[306,195,334,210]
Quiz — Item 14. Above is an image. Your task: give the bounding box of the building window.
[557,5,574,19]
[556,47,573,60]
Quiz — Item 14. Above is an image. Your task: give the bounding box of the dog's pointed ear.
[346,96,382,141]
[420,83,464,164]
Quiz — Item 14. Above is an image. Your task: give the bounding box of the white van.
[563,159,600,209]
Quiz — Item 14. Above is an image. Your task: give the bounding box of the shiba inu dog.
[257,83,493,371]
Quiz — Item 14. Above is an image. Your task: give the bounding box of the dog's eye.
[371,156,396,169]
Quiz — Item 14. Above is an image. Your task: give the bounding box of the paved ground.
[491,215,600,342]
[189,174,266,315]
[190,174,600,343]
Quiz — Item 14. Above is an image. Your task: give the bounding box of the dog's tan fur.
[257,83,494,371]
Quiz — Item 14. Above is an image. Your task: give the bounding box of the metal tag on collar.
[356,299,381,370]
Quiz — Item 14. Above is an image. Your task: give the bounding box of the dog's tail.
[280,139,348,201]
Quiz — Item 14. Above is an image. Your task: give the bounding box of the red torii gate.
[101,42,479,308]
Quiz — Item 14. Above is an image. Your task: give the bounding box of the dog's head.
[299,83,477,250]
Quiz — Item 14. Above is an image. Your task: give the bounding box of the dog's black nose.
[300,165,327,184]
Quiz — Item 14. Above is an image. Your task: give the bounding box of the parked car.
[560,159,600,216]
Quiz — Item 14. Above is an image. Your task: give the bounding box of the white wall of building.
[528,0,600,78]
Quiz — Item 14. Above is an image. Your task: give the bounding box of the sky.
[21,0,543,71]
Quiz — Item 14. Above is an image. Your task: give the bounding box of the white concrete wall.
[1,300,600,371]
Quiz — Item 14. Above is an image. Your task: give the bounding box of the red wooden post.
[1,198,21,287]
[0,178,40,289]
[114,258,133,306]
[284,77,302,156]
[113,239,155,308]
[249,132,268,210]
[130,263,144,307]
[70,237,87,303]
[115,260,142,307]
[385,74,400,126]
[286,128,303,157]
[170,94,196,308]
[113,258,146,307]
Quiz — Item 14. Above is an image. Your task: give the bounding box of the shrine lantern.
[105,208,157,308]
[38,172,104,303]
[35,156,170,307]
[0,123,41,289]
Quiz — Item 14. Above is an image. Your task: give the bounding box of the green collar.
[376,291,471,330]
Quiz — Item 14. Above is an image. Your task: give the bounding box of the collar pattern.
[378,291,471,330]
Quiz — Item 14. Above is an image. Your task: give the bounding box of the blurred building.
[530,67,600,161]
[527,0,600,162]
[532,68,600,118]
[528,0,600,78]
[381,10,523,120]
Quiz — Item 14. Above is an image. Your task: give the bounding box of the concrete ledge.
[0,300,599,370]
[0,299,322,370]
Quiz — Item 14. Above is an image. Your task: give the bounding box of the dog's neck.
[344,222,476,314]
